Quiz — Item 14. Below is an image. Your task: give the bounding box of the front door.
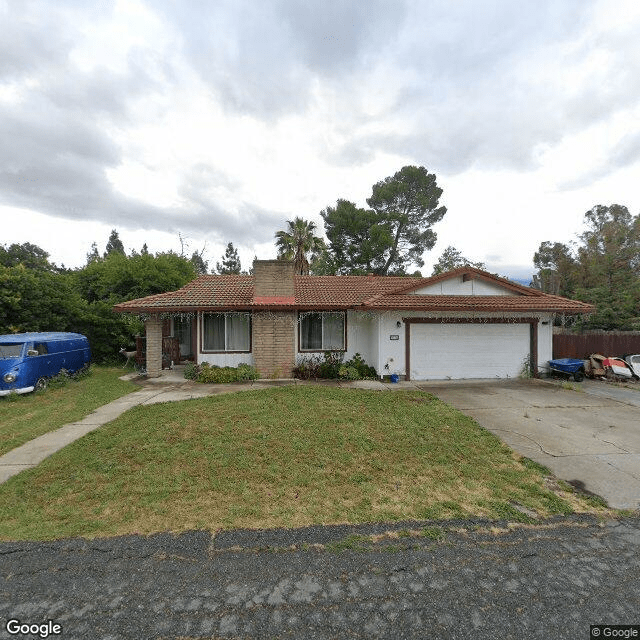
[174,317,193,360]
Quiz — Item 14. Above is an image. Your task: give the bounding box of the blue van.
[0,332,91,396]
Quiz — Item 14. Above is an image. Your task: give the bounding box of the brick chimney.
[253,259,295,298]
[252,260,296,379]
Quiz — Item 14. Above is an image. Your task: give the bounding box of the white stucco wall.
[344,311,376,364]
[199,352,256,367]
[412,277,513,296]
[537,316,553,371]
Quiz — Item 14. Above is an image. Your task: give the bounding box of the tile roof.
[363,294,593,313]
[113,269,594,315]
[114,275,254,312]
[294,275,413,308]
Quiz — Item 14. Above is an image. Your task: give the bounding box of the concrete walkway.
[0,372,421,485]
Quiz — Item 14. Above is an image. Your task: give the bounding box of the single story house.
[113,260,594,380]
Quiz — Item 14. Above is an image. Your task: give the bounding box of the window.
[174,317,193,357]
[202,313,251,352]
[34,343,48,355]
[0,344,23,358]
[300,312,345,351]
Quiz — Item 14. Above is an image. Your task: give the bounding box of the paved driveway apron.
[416,379,640,510]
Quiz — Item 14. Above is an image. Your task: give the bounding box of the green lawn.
[0,366,137,456]
[0,385,606,541]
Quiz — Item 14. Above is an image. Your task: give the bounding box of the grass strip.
[0,366,137,456]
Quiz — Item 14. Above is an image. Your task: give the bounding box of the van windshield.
[0,344,23,358]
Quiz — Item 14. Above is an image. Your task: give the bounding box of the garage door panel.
[410,323,530,380]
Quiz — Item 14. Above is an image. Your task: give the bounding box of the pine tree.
[216,243,242,274]
[104,230,125,257]
[86,242,100,264]
[191,251,209,275]
[431,246,486,275]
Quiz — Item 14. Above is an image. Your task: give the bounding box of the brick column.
[251,260,297,378]
[145,316,163,377]
[252,311,296,378]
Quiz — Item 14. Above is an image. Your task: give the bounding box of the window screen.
[226,314,250,351]
[203,314,225,351]
[323,313,345,349]
[300,313,322,350]
[300,312,345,350]
[202,313,250,352]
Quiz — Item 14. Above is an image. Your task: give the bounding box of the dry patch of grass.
[0,386,607,541]
[0,366,137,456]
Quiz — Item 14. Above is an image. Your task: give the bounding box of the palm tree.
[275,217,326,275]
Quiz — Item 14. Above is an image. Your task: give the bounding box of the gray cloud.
[1,0,639,263]
[0,6,73,79]
[276,0,407,76]
[156,0,407,118]
[609,132,640,170]
[558,130,640,191]
[0,1,116,80]
[44,62,162,121]
[176,163,286,244]
[326,0,640,175]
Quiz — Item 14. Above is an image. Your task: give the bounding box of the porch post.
[145,316,163,377]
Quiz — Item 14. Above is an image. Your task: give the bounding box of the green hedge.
[184,362,260,383]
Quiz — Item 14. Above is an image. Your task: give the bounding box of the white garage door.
[410,322,531,380]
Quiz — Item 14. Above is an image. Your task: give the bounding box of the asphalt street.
[1,515,639,639]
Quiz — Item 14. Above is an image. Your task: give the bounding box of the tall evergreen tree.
[104,229,125,257]
[216,242,242,274]
[532,204,640,329]
[86,242,100,265]
[531,241,577,296]
[431,246,486,275]
[191,251,209,275]
[322,166,446,275]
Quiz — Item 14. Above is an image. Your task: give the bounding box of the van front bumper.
[0,386,35,396]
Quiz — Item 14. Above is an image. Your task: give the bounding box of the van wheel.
[35,377,48,392]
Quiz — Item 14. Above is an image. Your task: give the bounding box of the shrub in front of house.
[318,351,344,379]
[345,352,377,379]
[291,356,321,379]
[183,362,260,383]
[183,362,200,380]
[236,363,260,381]
[338,365,360,380]
[293,352,377,381]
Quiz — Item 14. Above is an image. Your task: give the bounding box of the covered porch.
[139,315,197,377]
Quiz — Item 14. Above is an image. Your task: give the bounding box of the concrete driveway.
[416,378,640,510]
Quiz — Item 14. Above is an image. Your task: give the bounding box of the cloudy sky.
[1,0,639,280]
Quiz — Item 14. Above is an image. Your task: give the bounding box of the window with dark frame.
[202,313,251,352]
[300,312,345,351]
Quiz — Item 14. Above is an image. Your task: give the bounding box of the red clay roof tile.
[113,270,594,314]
